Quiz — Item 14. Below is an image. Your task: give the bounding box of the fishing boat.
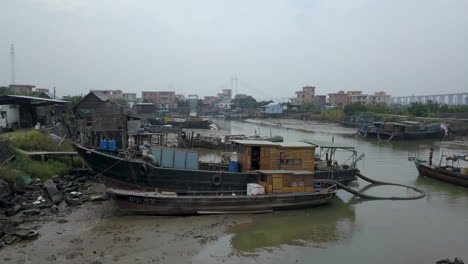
[106,171,337,215]
[411,154,468,187]
[358,121,447,140]
[74,140,360,193]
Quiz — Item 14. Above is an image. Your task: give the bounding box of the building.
[292,86,315,105]
[123,93,137,102]
[203,96,218,105]
[260,103,284,115]
[89,90,123,99]
[328,91,349,108]
[133,100,156,118]
[314,95,327,107]
[35,88,50,93]
[347,91,368,104]
[74,91,133,148]
[367,92,391,104]
[9,84,35,93]
[39,92,62,100]
[141,91,177,109]
[217,89,232,102]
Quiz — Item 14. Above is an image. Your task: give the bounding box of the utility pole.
[10,44,15,85]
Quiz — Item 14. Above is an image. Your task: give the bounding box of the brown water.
[193,119,468,263]
[3,119,467,264]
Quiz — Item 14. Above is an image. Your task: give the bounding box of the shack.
[232,140,316,172]
[74,91,138,148]
[0,95,70,130]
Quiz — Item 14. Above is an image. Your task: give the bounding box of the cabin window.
[278,159,302,166]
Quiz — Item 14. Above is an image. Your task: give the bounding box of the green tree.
[343,102,368,115]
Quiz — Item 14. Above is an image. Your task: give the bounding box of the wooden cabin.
[257,170,315,194]
[232,140,316,172]
[74,91,138,148]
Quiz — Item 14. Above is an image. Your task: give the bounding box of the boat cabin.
[232,140,315,172]
[256,170,316,194]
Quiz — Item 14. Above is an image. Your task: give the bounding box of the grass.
[1,129,73,151]
[0,165,28,192]
[0,130,76,191]
[13,153,70,181]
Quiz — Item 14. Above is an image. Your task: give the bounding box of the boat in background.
[358,121,447,140]
[411,154,468,187]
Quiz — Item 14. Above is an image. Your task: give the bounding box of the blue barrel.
[314,184,321,189]
[228,161,240,172]
[99,140,108,151]
[107,140,117,152]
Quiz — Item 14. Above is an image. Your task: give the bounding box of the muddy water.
[194,119,468,263]
[3,119,468,264]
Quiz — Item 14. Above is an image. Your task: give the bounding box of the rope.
[94,159,123,177]
[322,172,426,200]
[387,133,395,141]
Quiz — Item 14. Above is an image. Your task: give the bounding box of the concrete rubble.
[0,168,107,250]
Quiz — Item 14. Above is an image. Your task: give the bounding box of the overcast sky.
[1,0,467,99]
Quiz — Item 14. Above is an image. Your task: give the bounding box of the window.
[278,159,302,166]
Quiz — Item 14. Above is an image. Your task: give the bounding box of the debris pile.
[0,169,108,249]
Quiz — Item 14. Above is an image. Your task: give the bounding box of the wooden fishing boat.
[74,140,359,193]
[106,171,337,215]
[359,121,447,140]
[412,155,468,187]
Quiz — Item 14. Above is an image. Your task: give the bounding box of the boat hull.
[414,162,468,187]
[107,187,336,215]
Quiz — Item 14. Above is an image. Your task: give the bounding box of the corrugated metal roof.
[91,92,110,102]
[0,95,70,103]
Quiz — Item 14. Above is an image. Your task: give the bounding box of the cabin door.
[251,146,261,170]
[272,175,283,192]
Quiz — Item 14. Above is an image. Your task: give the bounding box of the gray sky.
[1,0,467,99]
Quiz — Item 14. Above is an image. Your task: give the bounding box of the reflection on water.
[227,197,356,253]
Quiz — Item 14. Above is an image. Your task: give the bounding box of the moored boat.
[359,121,447,140]
[106,171,337,215]
[412,155,468,187]
[74,139,359,192]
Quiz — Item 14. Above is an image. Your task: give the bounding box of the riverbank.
[1,181,252,264]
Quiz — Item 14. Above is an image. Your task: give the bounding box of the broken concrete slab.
[0,179,11,200]
[5,205,21,217]
[43,179,64,204]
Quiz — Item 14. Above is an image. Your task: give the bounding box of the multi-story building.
[347,91,368,104]
[292,86,315,105]
[90,90,123,99]
[141,91,177,109]
[314,95,327,107]
[367,92,391,104]
[328,90,349,108]
[9,84,35,93]
[123,93,137,102]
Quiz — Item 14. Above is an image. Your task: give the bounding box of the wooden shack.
[256,170,315,194]
[74,91,134,148]
[232,140,316,172]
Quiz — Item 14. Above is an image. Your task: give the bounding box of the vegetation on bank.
[287,101,468,122]
[0,130,78,192]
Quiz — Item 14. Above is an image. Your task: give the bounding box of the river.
[194,119,468,263]
[3,119,467,264]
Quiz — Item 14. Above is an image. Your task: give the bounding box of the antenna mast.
[10,44,15,84]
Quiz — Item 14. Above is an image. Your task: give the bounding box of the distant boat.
[358,121,447,140]
[411,154,468,187]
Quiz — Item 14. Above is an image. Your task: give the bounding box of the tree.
[343,102,368,115]
[303,102,321,113]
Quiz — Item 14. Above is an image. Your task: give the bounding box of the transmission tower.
[10,44,15,84]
